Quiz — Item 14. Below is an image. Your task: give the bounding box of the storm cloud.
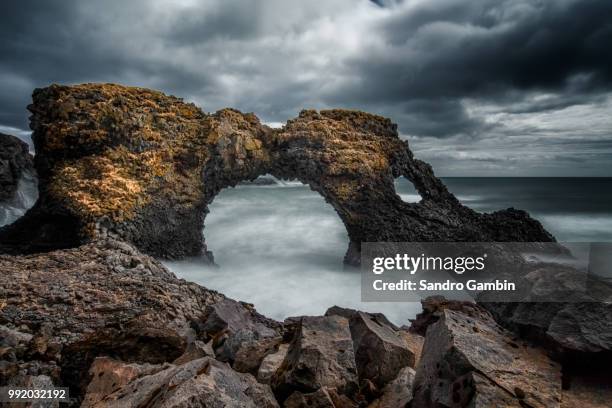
[1,0,611,175]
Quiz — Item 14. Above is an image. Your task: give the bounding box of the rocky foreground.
[1,239,611,407]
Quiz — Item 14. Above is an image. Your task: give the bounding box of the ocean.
[164,177,612,325]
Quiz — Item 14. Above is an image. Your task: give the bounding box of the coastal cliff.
[0,83,552,263]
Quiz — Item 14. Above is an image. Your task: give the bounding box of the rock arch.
[0,84,554,263]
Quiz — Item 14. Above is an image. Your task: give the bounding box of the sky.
[0,0,611,176]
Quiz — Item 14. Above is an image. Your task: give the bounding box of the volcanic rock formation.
[0,83,553,263]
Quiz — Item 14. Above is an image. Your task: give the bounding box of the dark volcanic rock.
[0,133,33,202]
[284,388,338,408]
[82,357,279,408]
[82,357,165,406]
[0,238,279,404]
[326,307,415,389]
[561,374,612,408]
[478,265,612,360]
[272,315,359,403]
[367,366,415,408]
[0,83,553,262]
[257,343,290,384]
[198,298,282,373]
[325,305,398,331]
[412,305,562,408]
[409,296,484,336]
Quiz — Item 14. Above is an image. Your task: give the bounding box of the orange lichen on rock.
[50,149,148,222]
[32,84,212,225]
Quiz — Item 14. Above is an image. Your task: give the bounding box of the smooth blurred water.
[165,177,612,324]
[442,178,612,243]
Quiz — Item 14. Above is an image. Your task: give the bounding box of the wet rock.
[412,306,562,407]
[272,315,359,402]
[1,83,553,261]
[367,366,415,408]
[257,343,289,384]
[82,357,279,408]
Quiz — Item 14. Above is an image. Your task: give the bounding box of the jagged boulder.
[1,83,553,262]
[272,315,359,403]
[257,343,289,384]
[82,357,166,406]
[82,357,279,408]
[412,306,562,407]
[325,307,415,389]
[325,306,398,330]
[197,298,282,373]
[367,366,415,408]
[409,296,485,336]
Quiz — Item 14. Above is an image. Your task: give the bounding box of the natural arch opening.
[205,176,349,269]
[395,176,423,203]
[166,177,352,319]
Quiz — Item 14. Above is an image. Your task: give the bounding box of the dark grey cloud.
[0,0,610,175]
[352,0,612,98]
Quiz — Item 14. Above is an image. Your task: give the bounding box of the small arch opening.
[395,176,423,203]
